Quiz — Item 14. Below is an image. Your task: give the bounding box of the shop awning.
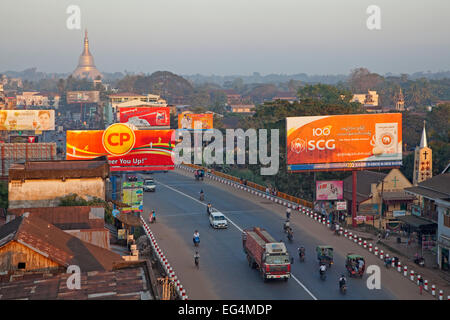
[396,215,436,228]
[382,191,416,202]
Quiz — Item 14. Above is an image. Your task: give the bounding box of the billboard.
[122,181,143,213]
[119,107,170,127]
[316,181,343,200]
[286,113,402,171]
[66,91,100,104]
[178,113,213,130]
[0,110,55,131]
[9,136,38,143]
[66,123,175,171]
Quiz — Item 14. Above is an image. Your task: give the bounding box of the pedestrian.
[418,277,424,295]
[266,187,269,195]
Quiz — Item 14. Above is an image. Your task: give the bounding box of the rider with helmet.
[193,230,200,246]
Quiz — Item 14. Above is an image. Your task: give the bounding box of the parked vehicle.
[209,211,228,229]
[143,179,156,192]
[345,253,365,278]
[316,245,334,267]
[195,169,205,181]
[127,174,138,182]
[242,227,291,282]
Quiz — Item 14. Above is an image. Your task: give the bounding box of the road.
[139,170,431,300]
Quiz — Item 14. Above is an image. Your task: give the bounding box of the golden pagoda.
[72,29,102,80]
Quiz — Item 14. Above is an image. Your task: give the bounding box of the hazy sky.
[1,0,449,75]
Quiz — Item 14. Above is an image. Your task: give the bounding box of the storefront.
[396,215,437,244]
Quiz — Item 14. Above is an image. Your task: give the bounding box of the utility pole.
[378,180,384,230]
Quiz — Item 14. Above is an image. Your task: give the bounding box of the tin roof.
[7,206,105,230]
[0,261,153,300]
[8,158,110,181]
[0,215,122,271]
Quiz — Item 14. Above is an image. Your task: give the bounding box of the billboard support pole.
[352,170,357,228]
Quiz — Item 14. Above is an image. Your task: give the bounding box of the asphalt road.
[139,170,427,300]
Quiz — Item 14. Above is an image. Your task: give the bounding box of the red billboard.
[119,107,170,127]
[66,124,175,171]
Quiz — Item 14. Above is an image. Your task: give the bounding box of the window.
[18,262,26,269]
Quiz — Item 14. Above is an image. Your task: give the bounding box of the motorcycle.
[298,249,305,262]
[320,270,326,280]
[194,256,199,268]
[287,230,293,242]
[283,221,290,233]
[199,193,205,201]
[414,256,425,267]
[340,283,347,294]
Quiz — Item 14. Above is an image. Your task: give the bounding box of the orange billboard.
[66,123,175,171]
[178,113,213,130]
[286,113,402,171]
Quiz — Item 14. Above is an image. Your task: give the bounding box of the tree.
[348,68,384,93]
[297,84,354,104]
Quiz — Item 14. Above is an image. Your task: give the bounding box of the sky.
[1,0,449,76]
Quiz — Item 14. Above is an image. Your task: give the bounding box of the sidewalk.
[346,224,450,297]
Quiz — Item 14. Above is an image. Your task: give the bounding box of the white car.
[209,211,228,229]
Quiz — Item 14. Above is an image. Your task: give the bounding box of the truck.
[242,227,291,282]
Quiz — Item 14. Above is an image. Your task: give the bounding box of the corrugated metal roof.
[0,264,153,300]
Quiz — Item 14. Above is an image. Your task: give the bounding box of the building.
[0,143,57,178]
[223,90,242,105]
[405,173,450,270]
[72,30,103,81]
[0,85,4,110]
[271,92,297,103]
[351,90,379,107]
[7,206,110,249]
[107,93,168,125]
[229,104,255,114]
[0,260,155,300]
[16,92,49,108]
[413,122,432,185]
[0,214,122,273]
[8,158,110,209]
[394,88,405,111]
[343,169,417,228]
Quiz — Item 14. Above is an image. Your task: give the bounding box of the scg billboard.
[286,113,402,171]
[66,123,175,171]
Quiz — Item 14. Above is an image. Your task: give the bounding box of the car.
[143,179,156,192]
[127,174,138,182]
[209,211,228,229]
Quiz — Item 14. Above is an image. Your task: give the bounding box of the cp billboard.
[0,110,55,131]
[119,107,170,127]
[178,113,213,130]
[66,123,175,171]
[286,113,402,171]
[316,181,343,201]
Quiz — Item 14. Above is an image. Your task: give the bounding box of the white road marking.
[154,178,318,300]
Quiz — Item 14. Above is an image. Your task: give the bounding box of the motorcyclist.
[194,251,200,267]
[287,227,293,241]
[298,246,305,260]
[339,274,347,288]
[193,230,200,246]
[283,219,290,232]
[319,263,327,277]
[199,189,204,201]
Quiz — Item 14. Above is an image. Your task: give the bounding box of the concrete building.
[8,158,110,209]
[343,169,417,228]
[351,90,379,107]
[413,122,433,185]
[405,173,450,270]
[229,104,255,114]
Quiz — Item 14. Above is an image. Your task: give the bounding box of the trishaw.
[195,169,205,181]
[345,253,365,278]
[316,245,334,267]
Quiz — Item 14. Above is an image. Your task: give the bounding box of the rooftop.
[405,173,450,201]
[0,215,122,272]
[0,261,153,300]
[8,158,110,181]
